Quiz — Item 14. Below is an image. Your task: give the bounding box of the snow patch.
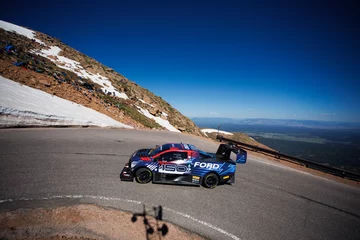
[162,112,168,117]
[136,106,180,132]
[0,20,45,45]
[29,47,128,99]
[201,128,234,135]
[138,99,154,107]
[0,75,133,128]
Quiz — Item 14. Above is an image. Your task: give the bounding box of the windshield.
[149,146,162,156]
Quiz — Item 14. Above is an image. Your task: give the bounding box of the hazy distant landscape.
[194,118,360,173]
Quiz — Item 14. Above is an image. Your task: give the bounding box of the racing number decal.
[159,164,187,173]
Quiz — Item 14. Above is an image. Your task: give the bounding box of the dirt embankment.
[0,204,204,240]
[0,59,146,129]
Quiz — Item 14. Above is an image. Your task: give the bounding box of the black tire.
[135,168,152,184]
[202,173,219,189]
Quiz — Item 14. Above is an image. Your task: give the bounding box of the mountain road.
[0,128,359,240]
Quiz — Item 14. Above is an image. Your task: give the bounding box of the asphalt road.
[0,128,359,240]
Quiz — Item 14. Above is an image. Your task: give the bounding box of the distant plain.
[195,120,360,173]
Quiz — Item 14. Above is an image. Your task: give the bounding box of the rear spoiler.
[216,143,247,164]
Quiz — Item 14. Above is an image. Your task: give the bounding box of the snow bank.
[201,128,233,136]
[0,76,133,128]
[136,106,180,132]
[30,46,128,99]
[0,20,45,45]
[138,99,154,107]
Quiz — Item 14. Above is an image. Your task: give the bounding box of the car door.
[153,151,190,182]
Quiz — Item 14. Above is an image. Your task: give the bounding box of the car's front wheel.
[203,173,219,189]
[135,168,153,184]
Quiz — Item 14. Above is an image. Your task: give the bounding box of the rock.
[160,114,167,120]
[118,112,124,118]
[149,108,158,115]
[106,68,114,72]
[143,95,151,103]
[30,77,37,84]
[178,127,186,132]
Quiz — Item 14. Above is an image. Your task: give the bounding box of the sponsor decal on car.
[194,162,220,169]
[192,175,200,183]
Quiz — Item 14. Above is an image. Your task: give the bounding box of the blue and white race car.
[120,143,247,188]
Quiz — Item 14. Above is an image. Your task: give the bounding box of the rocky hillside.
[0,20,202,136]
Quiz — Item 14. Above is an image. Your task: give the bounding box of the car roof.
[160,143,197,152]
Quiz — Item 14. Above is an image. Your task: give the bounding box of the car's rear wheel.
[135,168,152,184]
[203,173,219,189]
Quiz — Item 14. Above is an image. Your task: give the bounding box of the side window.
[159,152,187,161]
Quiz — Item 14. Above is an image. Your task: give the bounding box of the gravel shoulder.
[0,204,204,240]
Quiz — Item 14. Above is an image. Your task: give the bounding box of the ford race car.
[120,143,247,188]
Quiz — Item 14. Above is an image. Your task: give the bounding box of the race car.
[120,143,247,188]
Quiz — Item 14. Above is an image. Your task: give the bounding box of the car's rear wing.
[216,143,247,164]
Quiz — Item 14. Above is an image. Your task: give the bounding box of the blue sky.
[2,0,359,122]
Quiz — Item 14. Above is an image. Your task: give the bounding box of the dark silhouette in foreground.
[132,205,168,240]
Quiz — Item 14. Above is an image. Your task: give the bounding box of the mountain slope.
[0,75,133,128]
[0,20,202,136]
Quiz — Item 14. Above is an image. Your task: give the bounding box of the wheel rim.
[137,170,151,183]
[205,175,217,187]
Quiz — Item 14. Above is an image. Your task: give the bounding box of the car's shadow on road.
[119,178,233,188]
[151,182,201,188]
[152,182,233,188]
